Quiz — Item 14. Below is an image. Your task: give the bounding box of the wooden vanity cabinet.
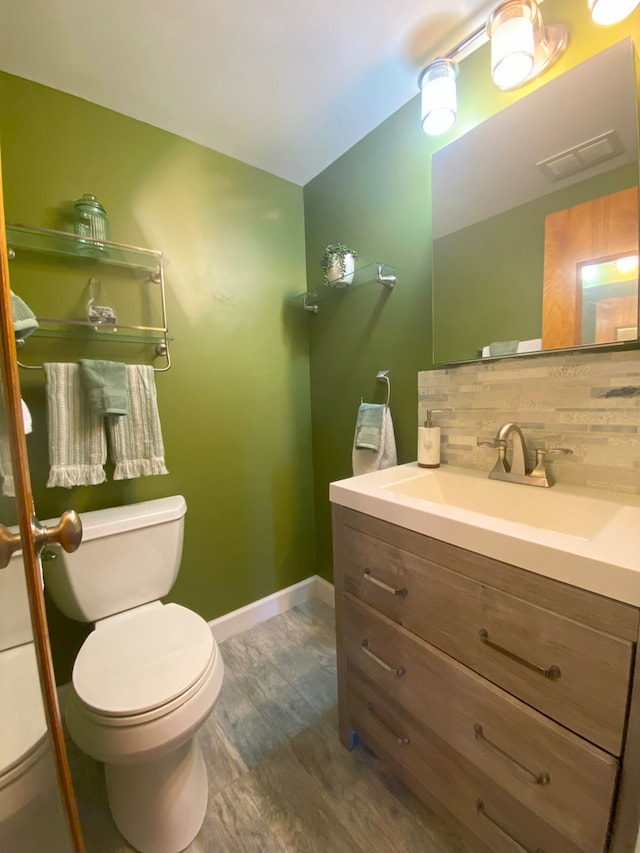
[332,504,640,853]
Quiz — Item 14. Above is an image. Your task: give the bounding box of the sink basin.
[383,467,621,540]
[330,462,640,607]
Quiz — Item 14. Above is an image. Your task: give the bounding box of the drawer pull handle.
[367,701,410,745]
[363,569,407,597]
[476,799,544,853]
[361,639,406,676]
[479,629,561,680]
[474,724,550,786]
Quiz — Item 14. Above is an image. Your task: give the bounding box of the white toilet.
[0,545,71,853]
[43,495,224,853]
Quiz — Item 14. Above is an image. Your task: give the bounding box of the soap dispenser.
[418,410,442,468]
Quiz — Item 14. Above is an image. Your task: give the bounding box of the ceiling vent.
[536,129,624,181]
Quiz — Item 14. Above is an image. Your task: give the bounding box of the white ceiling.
[0,0,497,185]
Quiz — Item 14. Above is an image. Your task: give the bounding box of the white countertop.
[330,462,640,608]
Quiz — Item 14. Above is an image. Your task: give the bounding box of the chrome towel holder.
[377,370,390,408]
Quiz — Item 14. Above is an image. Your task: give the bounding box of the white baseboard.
[314,575,335,607]
[208,575,335,643]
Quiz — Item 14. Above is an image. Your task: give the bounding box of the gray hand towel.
[79,359,130,417]
[489,340,519,356]
[354,403,386,452]
[11,291,39,340]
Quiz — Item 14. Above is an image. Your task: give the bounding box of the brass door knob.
[32,510,83,554]
[0,509,83,570]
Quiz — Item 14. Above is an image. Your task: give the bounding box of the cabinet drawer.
[348,667,588,853]
[341,525,633,754]
[344,594,618,853]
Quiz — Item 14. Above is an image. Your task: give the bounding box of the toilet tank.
[43,496,187,623]
[0,545,34,651]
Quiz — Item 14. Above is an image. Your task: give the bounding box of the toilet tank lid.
[44,496,187,543]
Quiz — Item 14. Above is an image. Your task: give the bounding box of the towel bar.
[15,335,171,373]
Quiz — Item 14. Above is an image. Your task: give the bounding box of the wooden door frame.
[0,150,85,851]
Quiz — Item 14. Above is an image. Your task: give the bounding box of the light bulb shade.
[419,60,458,136]
[589,0,640,24]
[488,1,536,90]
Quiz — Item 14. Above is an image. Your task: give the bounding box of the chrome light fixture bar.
[418,0,569,135]
[417,0,639,136]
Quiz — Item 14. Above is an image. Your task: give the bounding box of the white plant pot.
[326,252,355,287]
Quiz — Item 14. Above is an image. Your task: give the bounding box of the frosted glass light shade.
[419,60,458,136]
[589,0,640,24]
[488,1,536,90]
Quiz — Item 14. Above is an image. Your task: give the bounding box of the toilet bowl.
[43,496,224,853]
[0,548,71,853]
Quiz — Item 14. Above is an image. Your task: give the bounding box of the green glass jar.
[73,194,110,255]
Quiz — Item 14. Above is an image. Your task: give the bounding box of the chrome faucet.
[496,422,528,476]
[477,423,572,488]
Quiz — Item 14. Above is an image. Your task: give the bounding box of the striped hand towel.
[45,363,107,488]
[107,365,168,480]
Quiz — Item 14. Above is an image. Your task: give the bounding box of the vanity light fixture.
[419,59,459,136]
[487,0,569,90]
[588,0,640,25]
[417,0,569,134]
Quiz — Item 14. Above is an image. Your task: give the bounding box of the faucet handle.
[534,447,573,465]
[530,448,553,485]
[477,438,507,448]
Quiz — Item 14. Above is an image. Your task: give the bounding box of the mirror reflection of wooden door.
[542,187,639,349]
[0,148,85,851]
[595,294,638,342]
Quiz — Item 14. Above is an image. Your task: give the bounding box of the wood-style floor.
[66,599,469,853]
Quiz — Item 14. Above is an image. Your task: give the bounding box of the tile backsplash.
[418,349,640,495]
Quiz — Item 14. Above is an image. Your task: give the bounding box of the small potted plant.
[321,243,359,287]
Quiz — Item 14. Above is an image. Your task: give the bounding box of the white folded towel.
[21,399,32,435]
[107,365,169,480]
[352,406,397,476]
[45,363,107,488]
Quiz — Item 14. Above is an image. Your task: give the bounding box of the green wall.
[0,74,316,681]
[303,0,640,579]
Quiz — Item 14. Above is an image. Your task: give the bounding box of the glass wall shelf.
[24,326,172,347]
[6,223,163,275]
[294,262,396,312]
[8,222,172,371]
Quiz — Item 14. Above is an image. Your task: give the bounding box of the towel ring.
[377,370,390,408]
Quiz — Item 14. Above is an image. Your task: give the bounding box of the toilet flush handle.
[0,509,83,570]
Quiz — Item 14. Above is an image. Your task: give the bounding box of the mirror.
[432,38,640,365]
[579,255,638,344]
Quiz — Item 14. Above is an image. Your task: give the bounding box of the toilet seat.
[0,643,48,789]
[72,603,214,723]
